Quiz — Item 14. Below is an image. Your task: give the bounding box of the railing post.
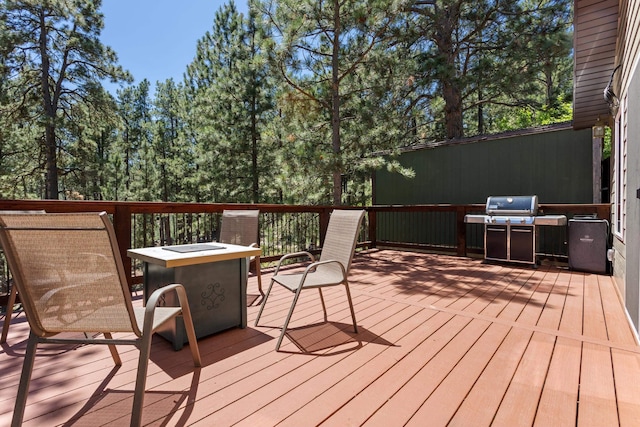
[596,204,611,221]
[368,209,377,248]
[114,205,133,290]
[456,206,467,257]
[319,209,331,248]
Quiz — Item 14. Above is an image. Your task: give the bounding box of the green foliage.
[602,126,612,160]
[408,0,573,139]
[184,0,276,204]
[257,0,411,204]
[0,0,131,199]
[1,0,576,205]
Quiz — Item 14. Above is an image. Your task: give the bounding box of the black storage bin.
[568,218,609,274]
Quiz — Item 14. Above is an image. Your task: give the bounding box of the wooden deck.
[1,249,640,426]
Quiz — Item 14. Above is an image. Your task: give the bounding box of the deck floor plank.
[559,272,585,336]
[599,274,637,344]
[491,331,556,426]
[611,348,640,425]
[312,311,458,427]
[583,272,609,340]
[533,336,582,426]
[578,343,619,427]
[233,304,431,427]
[447,326,533,427]
[1,249,638,427]
[361,317,492,426]
[204,300,425,426]
[405,322,513,426]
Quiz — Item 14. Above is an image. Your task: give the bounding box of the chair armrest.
[274,251,315,275]
[248,243,261,260]
[294,259,347,290]
[143,284,202,366]
[307,259,346,272]
[143,283,188,332]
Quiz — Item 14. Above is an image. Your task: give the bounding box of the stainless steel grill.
[465,196,567,265]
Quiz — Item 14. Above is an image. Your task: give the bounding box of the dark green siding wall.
[375,127,594,205]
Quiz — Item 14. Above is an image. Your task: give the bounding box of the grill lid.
[485,195,538,216]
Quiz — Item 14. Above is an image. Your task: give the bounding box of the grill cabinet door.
[510,226,535,263]
[485,225,507,260]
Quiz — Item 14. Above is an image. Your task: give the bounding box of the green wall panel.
[375,127,593,205]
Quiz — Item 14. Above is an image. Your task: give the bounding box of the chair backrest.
[318,210,365,274]
[0,212,139,337]
[219,210,260,246]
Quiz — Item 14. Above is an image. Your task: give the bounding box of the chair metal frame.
[255,209,365,351]
[0,212,201,427]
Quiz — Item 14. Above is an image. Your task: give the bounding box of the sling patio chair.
[0,211,201,427]
[219,209,263,305]
[255,209,365,351]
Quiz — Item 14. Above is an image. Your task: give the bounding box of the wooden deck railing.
[0,200,611,300]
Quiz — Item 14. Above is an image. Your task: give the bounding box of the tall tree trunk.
[44,125,58,199]
[477,87,485,135]
[250,28,259,204]
[38,10,58,199]
[331,0,342,206]
[251,102,259,203]
[443,80,463,138]
[434,3,464,139]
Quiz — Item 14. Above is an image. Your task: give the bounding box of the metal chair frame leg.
[254,278,276,327]
[344,280,358,333]
[12,331,38,427]
[275,285,305,351]
[1,284,17,344]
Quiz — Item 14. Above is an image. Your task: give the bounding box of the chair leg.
[1,284,17,344]
[175,286,202,367]
[318,288,328,322]
[254,278,276,327]
[276,287,304,351]
[12,331,38,427]
[131,332,153,427]
[344,281,358,334]
[254,256,264,298]
[103,332,122,366]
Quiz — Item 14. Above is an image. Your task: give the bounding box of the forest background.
[0,0,573,206]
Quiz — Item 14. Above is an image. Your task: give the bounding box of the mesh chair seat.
[273,264,349,290]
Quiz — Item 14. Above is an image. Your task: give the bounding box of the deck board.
[406,322,512,426]
[1,249,639,426]
[448,326,532,427]
[534,337,581,427]
[578,342,619,427]
[492,331,555,426]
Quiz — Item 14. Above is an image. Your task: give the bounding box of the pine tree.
[408,0,572,139]
[153,78,196,202]
[1,0,130,198]
[113,80,155,201]
[257,0,405,205]
[185,0,274,203]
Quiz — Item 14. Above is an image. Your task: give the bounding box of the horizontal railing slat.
[0,200,611,295]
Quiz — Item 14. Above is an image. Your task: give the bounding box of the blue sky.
[100,0,248,93]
